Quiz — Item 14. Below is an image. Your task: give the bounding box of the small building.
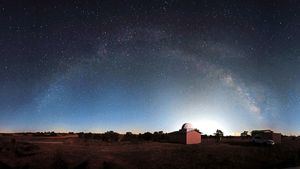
[168,123,201,144]
[251,130,281,144]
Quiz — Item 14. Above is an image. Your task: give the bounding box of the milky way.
[1,1,300,135]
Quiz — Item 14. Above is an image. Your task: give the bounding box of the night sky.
[1,0,300,135]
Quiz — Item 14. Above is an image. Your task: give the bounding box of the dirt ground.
[1,134,300,169]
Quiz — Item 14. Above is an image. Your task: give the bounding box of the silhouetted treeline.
[19,132,76,137]
[78,131,120,141]
[33,131,57,137]
[77,131,168,142]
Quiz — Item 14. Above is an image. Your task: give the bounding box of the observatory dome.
[181,123,193,131]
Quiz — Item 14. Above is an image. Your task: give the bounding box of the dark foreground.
[1,135,300,169]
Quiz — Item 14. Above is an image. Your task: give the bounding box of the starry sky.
[1,0,300,135]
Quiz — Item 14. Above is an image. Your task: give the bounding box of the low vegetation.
[0,133,300,169]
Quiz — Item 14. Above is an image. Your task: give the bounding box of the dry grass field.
[1,134,300,169]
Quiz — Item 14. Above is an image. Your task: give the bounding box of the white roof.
[181,123,193,130]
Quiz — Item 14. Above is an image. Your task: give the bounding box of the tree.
[153,131,165,141]
[122,132,138,142]
[141,132,153,141]
[103,131,120,142]
[214,129,223,143]
[241,131,249,138]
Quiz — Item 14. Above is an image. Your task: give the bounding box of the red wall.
[186,131,201,144]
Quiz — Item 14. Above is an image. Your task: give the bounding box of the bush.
[140,132,153,141]
[103,131,120,142]
[122,132,138,142]
[153,131,166,141]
